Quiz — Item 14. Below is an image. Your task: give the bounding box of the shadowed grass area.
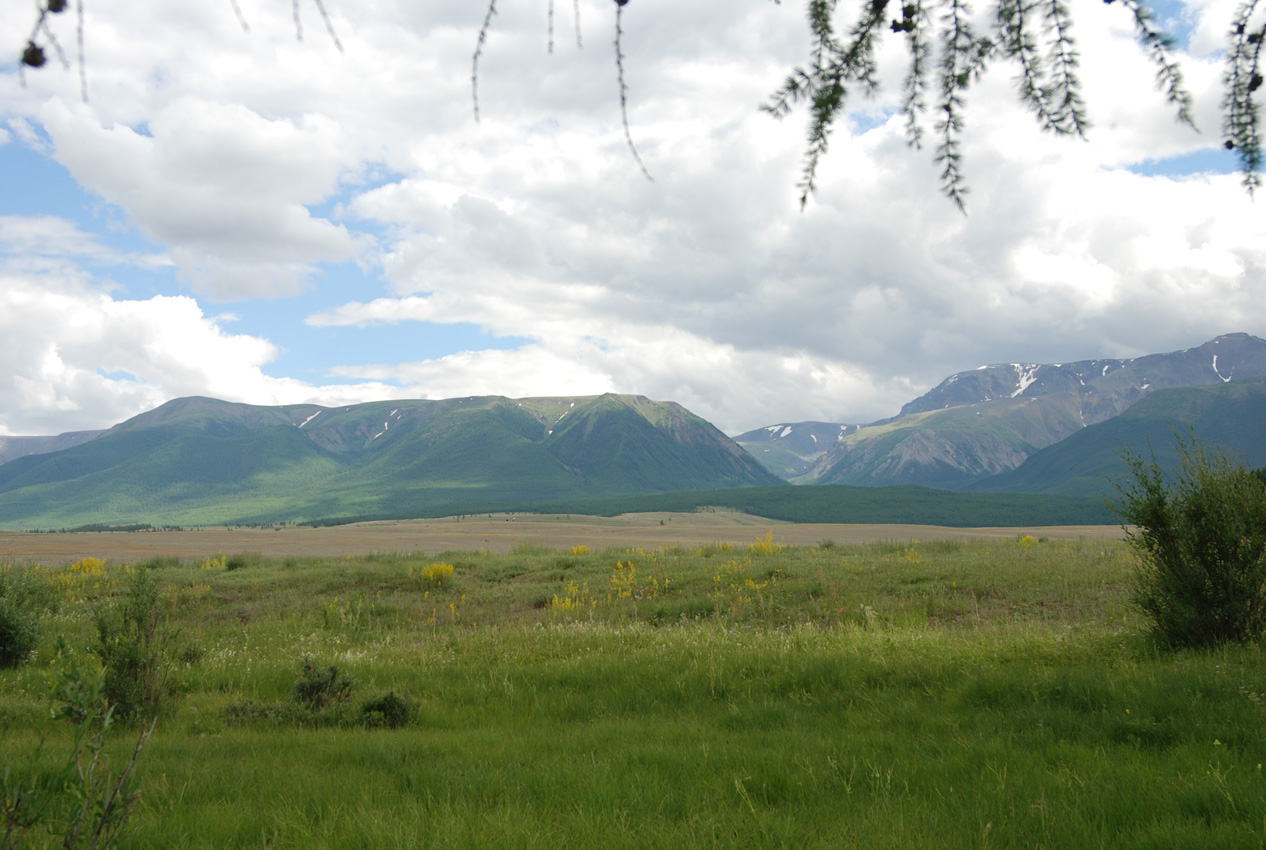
[3,534,1265,848]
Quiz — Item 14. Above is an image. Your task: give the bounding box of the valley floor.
[0,512,1124,563]
[7,531,1245,850]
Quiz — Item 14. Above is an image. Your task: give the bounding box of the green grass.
[4,535,1266,848]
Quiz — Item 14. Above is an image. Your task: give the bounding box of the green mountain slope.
[809,396,1087,489]
[0,393,782,529]
[0,425,347,528]
[545,395,776,491]
[971,376,1266,497]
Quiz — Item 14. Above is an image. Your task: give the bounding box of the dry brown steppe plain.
[0,511,1125,564]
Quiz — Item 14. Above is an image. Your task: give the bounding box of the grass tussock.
[2,533,1265,848]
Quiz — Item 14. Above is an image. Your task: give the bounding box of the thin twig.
[311,0,343,52]
[472,0,497,122]
[36,16,69,70]
[228,0,250,31]
[292,0,303,41]
[76,0,87,101]
[87,717,156,850]
[615,4,652,181]
[549,0,554,53]
[574,0,583,48]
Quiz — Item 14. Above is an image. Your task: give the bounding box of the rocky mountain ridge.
[735,333,1266,489]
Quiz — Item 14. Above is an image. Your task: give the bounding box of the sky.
[0,0,1262,438]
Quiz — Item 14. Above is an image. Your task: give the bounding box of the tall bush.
[1115,435,1266,648]
[94,568,172,723]
[0,567,45,668]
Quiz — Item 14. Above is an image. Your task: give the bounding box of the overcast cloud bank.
[0,0,1261,437]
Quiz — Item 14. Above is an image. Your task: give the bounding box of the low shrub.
[360,691,413,729]
[291,658,355,712]
[227,659,364,728]
[225,552,262,571]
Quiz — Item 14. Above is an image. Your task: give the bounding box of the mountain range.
[734,333,1266,492]
[0,394,780,529]
[0,334,1263,529]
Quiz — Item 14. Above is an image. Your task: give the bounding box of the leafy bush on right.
[1115,436,1266,648]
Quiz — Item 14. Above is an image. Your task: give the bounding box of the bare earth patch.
[0,512,1124,564]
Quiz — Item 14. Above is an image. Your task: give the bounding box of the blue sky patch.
[1127,146,1241,178]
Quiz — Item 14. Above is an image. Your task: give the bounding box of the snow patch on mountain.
[1011,364,1039,398]
[1213,355,1232,382]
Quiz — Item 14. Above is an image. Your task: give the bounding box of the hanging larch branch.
[1224,0,1264,193]
[761,0,1246,209]
[11,0,1265,205]
[614,1,653,181]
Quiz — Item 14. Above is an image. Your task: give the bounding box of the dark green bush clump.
[0,596,39,668]
[224,552,262,571]
[291,659,355,712]
[360,691,413,729]
[1116,437,1266,648]
[228,660,409,728]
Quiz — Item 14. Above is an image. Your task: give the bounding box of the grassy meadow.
[3,530,1266,848]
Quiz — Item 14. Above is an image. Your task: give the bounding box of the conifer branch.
[1042,0,1088,136]
[997,0,1062,133]
[1118,0,1194,129]
[935,0,975,211]
[1224,0,1264,193]
[897,0,933,148]
[764,0,891,207]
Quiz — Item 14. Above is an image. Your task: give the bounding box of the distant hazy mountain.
[736,333,1266,489]
[727,422,861,479]
[0,394,782,529]
[0,430,106,466]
